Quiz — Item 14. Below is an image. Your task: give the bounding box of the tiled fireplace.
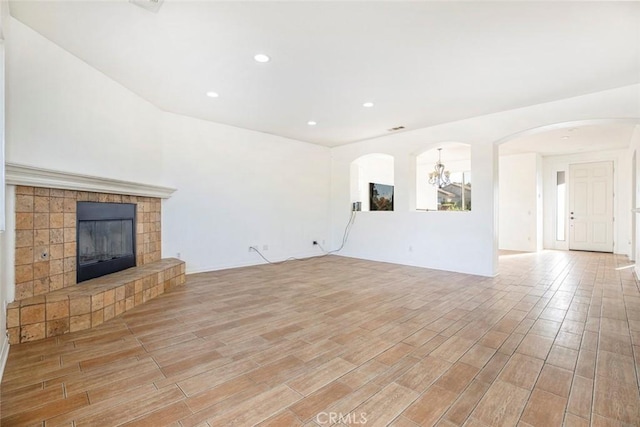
[14,186,162,300]
[5,164,181,344]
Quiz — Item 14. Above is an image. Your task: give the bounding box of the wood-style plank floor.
[2,251,640,426]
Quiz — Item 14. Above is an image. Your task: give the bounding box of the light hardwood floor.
[2,251,640,426]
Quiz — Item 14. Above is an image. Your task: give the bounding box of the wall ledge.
[5,163,176,199]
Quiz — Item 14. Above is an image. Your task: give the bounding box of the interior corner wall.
[330,140,498,277]
[5,15,331,275]
[499,153,540,252]
[159,113,331,273]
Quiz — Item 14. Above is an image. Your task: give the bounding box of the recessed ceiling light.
[307,121,317,126]
[561,136,570,140]
[206,91,219,98]
[363,102,374,108]
[254,54,270,63]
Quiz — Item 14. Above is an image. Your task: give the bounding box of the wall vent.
[130,0,164,13]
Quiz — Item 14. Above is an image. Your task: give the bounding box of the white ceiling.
[500,123,638,157]
[9,1,640,147]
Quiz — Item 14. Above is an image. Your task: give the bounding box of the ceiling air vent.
[387,126,405,132]
[130,0,164,13]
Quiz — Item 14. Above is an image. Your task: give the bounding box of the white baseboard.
[185,251,326,275]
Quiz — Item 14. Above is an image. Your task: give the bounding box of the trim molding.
[0,338,9,383]
[5,163,176,199]
[185,251,326,275]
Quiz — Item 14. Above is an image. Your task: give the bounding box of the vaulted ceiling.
[9,1,640,147]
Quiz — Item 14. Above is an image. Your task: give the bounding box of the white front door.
[569,161,614,252]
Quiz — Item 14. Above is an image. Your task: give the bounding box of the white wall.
[628,125,640,276]
[330,85,640,277]
[5,18,162,185]
[542,149,631,255]
[160,113,331,273]
[3,15,332,277]
[499,153,541,252]
[0,0,9,381]
[332,140,498,276]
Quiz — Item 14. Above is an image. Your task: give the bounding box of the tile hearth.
[7,258,185,344]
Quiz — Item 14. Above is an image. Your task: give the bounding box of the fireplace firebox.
[76,202,136,283]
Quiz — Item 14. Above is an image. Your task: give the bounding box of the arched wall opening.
[350,153,394,212]
[415,143,471,211]
[495,119,640,259]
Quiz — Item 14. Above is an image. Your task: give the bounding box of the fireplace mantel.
[5,163,176,199]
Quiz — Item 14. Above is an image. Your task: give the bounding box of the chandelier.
[428,148,451,188]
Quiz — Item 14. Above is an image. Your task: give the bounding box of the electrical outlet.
[262,244,269,251]
[176,252,181,259]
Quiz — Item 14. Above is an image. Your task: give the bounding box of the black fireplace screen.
[77,202,136,283]
[78,220,134,265]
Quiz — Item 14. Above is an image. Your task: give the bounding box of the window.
[556,171,566,241]
[350,154,394,212]
[416,144,471,211]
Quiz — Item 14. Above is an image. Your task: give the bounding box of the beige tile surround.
[14,185,162,300]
